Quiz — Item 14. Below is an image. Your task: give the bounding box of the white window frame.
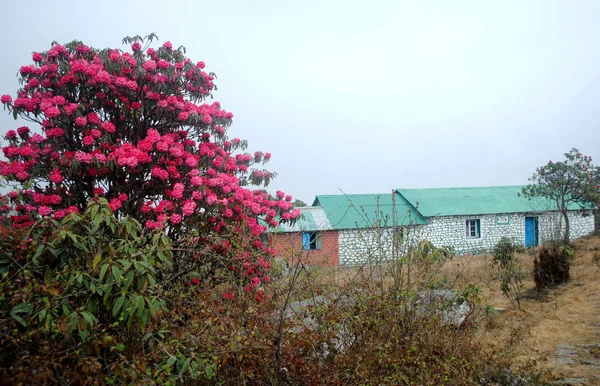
[465,219,481,239]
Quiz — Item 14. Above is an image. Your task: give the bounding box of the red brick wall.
[268,231,339,267]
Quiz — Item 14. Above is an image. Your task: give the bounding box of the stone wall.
[336,211,594,265]
[421,211,594,255]
[338,226,425,265]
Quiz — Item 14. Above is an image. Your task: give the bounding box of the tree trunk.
[561,209,570,244]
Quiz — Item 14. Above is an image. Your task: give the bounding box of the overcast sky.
[1,1,599,203]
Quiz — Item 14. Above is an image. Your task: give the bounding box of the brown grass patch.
[451,237,600,381]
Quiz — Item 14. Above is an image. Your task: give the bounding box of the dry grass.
[444,236,600,381]
[276,236,600,381]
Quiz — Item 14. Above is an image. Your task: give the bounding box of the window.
[465,219,481,239]
[393,226,404,242]
[302,231,322,250]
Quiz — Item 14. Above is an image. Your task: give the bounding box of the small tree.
[292,198,307,207]
[521,148,599,243]
[491,237,525,308]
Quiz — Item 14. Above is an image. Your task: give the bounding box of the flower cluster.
[0,36,300,291]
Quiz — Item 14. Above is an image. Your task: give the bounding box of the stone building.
[268,186,595,266]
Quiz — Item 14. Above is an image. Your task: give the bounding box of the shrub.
[491,237,525,308]
[0,198,171,382]
[533,241,574,290]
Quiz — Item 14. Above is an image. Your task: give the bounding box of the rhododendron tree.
[522,148,600,243]
[0,34,300,289]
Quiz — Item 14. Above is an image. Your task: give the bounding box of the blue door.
[525,217,538,247]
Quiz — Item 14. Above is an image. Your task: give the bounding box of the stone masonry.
[337,211,594,265]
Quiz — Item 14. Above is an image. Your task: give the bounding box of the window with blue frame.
[302,231,322,250]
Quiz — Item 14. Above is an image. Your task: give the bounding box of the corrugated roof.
[395,185,585,217]
[270,206,332,232]
[313,193,427,230]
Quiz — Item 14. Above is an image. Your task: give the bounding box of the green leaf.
[112,296,125,317]
[147,274,156,287]
[93,254,102,270]
[10,303,33,326]
[135,296,145,318]
[99,264,109,281]
[81,311,97,326]
[166,356,176,367]
[178,358,191,375]
[90,204,99,223]
[112,265,123,282]
[118,259,132,272]
[123,270,135,291]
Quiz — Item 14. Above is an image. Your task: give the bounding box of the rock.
[414,289,471,327]
[556,343,578,356]
[551,378,588,385]
[556,357,575,365]
[580,358,600,366]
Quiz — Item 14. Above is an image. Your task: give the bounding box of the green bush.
[0,198,171,383]
[491,237,526,308]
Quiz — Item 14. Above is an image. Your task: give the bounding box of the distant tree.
[521,148,600,243]
[292,198,307,207]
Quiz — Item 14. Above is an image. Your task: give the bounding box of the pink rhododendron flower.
[151,166,169,180]
[87,113,100,124]
[17,127,30,136]
[75,117,87,127]
[143,60,157,71]
[182,200,197,216]
[178,111,190,121]
[38,206,51,216]
[16,171,29,180]
[172,183,184,199]
[1,95,12,104]
[101,122,116,133]
[49,168,63,183]
[30,134,44,144]
[45,106,60,118]
[109,198,122,211]
[170,213,182,224]
[82,136,94,146]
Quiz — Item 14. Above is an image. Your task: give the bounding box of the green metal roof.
[395,185,585,217]
[312,193,427,230]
